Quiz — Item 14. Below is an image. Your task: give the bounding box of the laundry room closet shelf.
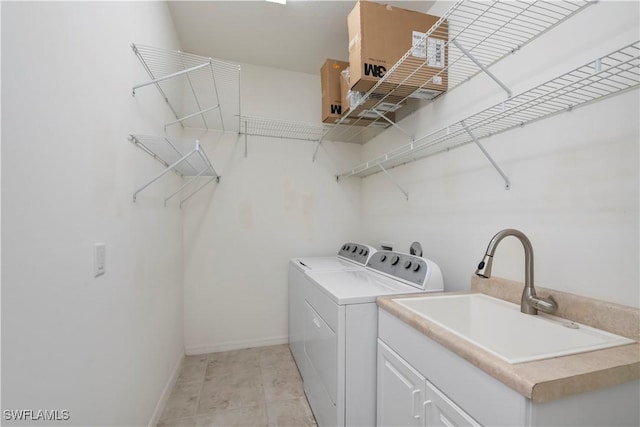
[239,115,390,148]
[319,0,593,146]
[339,42,640,180]
[239,115,331,142]
[129,134,219,206]
[131,44,241,133]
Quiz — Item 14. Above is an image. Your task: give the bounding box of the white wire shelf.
[239,115,331,142]
[339,42,640,179]
[129,134,220,206]
[238,114,393,146]
[132,44,241,133]
[322,0,593,144]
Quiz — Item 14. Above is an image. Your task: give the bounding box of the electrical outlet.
[94,243,106,277]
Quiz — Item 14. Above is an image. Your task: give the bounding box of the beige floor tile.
[197,367,265,414]
[158,380,202,425]
[205,360,262,383]
[157,415,198,427]
[206,348,261,378]
[196,405,269,427]
[158,411,265,427]
[262,362,304,403]
[158,346,314,427]
[258,345,294,370]
[177,355,208,385]
[266,397,316,427]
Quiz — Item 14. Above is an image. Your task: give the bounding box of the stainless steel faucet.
[475,229,557,315]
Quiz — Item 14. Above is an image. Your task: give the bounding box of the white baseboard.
[148,351,185,427]
[185,335,288,356]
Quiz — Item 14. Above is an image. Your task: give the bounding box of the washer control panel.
[338,242,376,265]
[366,250,429,289]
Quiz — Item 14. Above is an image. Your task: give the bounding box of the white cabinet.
[378,308,640,427]
[377,340,426,427]
[378,340,479,427]
[424,381,480,427]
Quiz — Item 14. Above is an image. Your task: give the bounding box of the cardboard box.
[339,73,396,127]
[348,0,448,98]
[321,59,349,123]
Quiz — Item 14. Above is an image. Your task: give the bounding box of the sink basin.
[393,293,635,364]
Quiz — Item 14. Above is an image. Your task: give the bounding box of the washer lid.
[306,269,424,305]
[292,256,364,272]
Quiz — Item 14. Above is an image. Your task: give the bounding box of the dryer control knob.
[413,264,421,272]
[352,246,358,253]
[391,256,400,266]
[345,245,351,251]
[359,249,364,255]
[363,249,368,256]
[404,260,412,269]
[380,255,387,262]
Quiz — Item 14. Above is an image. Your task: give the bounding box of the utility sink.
[393,293,635,364]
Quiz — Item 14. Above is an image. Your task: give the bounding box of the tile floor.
[157,344,317,427]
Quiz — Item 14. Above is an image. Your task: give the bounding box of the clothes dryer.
[302,250,443,427]
[289,243,376,381]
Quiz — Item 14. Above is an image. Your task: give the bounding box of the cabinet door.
[377,340,426,427]
[425,381,481,427]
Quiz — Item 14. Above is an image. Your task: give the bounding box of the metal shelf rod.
[164,105,220,130]
[462,122,510,189]
[184,59,209,130]
[180,175,219,207]
[129,135,220,205]
[373,109,414,140]
[164,167,209,206]
[163,136,200,177]
[132,62,210,95]
[196,147,219,179]
[453,39,512,97]
[133,147,197,202]
[376,162,409,201]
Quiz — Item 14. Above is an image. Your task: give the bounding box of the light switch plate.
[94,243,106,277]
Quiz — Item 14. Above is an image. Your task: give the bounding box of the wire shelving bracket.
[377,162,409,201]
[131,44,241,133]
[129,134,220,207]
[462,122,511,190]
[319,0,593,148]
[338,42,640,182]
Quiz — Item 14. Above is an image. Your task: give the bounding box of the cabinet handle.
[423,400,432,422]
[412,389,421,419]
[313,317,321,329]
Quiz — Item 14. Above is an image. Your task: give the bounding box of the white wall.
[3,4,637,426]
[2,2,185,425]
[182,63,363,354]
[358,1,639,307]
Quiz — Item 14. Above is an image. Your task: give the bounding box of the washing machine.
[302,250,443,427]
[289,243,376,381]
